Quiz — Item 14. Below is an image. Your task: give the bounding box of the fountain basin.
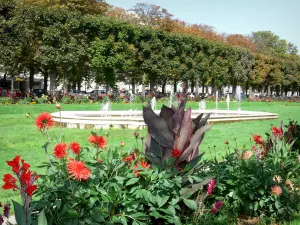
[51,110,278,129]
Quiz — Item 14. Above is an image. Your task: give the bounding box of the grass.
[0,101,300,220]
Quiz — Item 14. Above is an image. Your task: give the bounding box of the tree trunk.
[195,79,199,95]
[43,71,48,92]
[162,79,167,94]
[211,78,216,95]
[267,86,271,96]
[202,85,205,94]
[262,86,265,96]
[191,80,195,93]
[11,75,14,93]
[173,80,177,93]
[149,79,155,92]
[245,82,249,97]
[131,81,135,94]
[50,67,57,95]
[249,86,253,97]
[1,73,7,87]
[29,66,34,92]
[232,81,237,96]
[77,78,81,91]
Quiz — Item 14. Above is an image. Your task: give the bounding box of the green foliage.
[204,124,300,223]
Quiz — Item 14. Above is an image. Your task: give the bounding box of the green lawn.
[0,101,300,213]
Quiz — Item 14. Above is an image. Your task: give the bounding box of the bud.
[25,112,30,118]
[56,104,61,109]
[133,132,139,138]
[120,141,125,147]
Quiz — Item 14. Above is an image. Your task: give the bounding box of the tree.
[20,0,109,15]
[251,31,298,56]
[130,3,173,27]
[226,34,255,52]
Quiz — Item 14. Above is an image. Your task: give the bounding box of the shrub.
[204,124,300,223]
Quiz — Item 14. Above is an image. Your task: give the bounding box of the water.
[101,99,111,117]
[199,100,206,110]
[236,86,242,111]
[151,97,156,110]
[226,94,230,111]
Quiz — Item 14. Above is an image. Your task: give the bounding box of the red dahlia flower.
[253,135,264,145]
[88,135,106,149]
[35,112,54,130]
[272,126,283,136]
[53,143,68,159]
[122,153,136,163]
[69,141,81,155]
[134,161,150,177]
[67,160,91,181]
[172,149,182,158]
[2,174,18,190]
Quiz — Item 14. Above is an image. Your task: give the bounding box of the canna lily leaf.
[143,106,174,148]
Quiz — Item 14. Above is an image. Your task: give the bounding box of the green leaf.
[38,209,48,225]
[158,195,169,208]
[55,199,62,210]
[183,199,197,210]
[120,216,128,225]
[12,200,26,225]
[91,208,105,222]
[65,210,80,218]
[130,212,148,220]
[126,178,139,186]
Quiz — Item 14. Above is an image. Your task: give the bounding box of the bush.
[0,97,13,104]
[204,123,300,223]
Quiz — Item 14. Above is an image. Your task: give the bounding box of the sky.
[107,0,300,49]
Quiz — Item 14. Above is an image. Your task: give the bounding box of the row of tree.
[1,0,300,96]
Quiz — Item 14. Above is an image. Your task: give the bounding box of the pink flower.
[211,206,217,214]
[215,200,223,209]
[207,179,216,196]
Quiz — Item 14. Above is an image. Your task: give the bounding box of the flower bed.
[1,92,300,225]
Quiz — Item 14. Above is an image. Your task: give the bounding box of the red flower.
[253,135,264,145]
[172,149,182,158]
[53,143,68,159]
[98,159,103,163]
[134,161,150,177]
[69,141,81,155]
[215,200,223,209]
[2,174,18,190]
[123,153,136,163]
[21,160,30,171]
[25,184,37,196]
[211,206,217,214]
[20,170,39,196]
[224,140,229,145]
[272,126,283,136]
[207,179,216,196]
[7,156,20,174]
[35,113,54,130]
[88,135,107,149]
[67,160,91,181]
